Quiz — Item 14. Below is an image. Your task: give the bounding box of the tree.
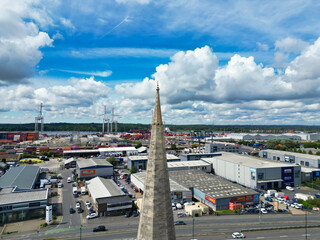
[170,144,177,150]
[131,165,137,174]
[308,150,313,155]
[108,156,118,167]
[316,151,320,156]
[135,142,142,149]
[47,150,54,157]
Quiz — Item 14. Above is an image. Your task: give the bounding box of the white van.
[73,187,78,195]
[81,187,86,195]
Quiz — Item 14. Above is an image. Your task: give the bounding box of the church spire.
[137,85,176,240]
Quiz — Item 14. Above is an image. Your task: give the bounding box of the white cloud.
[257,42,269,51]
[0,77,112,120]
[60,17,76,30]
[114,37,320,124]
[55,69,112,77]
[116,0,150,4]
[275,37,308,54]
[67,47,178,58]
[0,0,53,83]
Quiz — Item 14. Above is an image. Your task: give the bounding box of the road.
[3,212,320,239]
[59,169,81,227]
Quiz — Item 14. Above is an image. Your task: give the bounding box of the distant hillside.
[0,123,320,133]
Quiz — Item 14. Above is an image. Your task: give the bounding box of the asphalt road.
[59,169,81,227]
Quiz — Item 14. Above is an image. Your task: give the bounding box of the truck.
[267,190,277,196]
[275,192,285,198]
[294,193,314,201]
[81,186,87,195]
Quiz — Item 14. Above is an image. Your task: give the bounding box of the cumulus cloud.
[116,38,320,106]
[0,77,111,119]
[0,0,53,83]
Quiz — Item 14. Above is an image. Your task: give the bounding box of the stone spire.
[137,84,176,240]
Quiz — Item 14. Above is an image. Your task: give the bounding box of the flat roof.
[77,158,113,169]
[301,166,320,173]
[132,171,190,192]
[129,154,180,161]
[0,165,39,189]
[87,177,124,200]
[0,188,48,205]
[180,153,221,157]
[203,152,299,169]
[63,149,99,154]
[167,160,210,168]
[169,170,258,199]
[261,149,320,160]
[99,147,137,152]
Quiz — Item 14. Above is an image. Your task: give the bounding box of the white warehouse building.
[202,152,301,190]
[259,149,320,169]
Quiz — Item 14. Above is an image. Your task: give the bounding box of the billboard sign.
[205,194,216,205]
[230,195,254,202]
[81,169,96,176]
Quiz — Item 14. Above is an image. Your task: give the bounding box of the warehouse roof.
[0,188,48,205]
[128,154,180,161]
[203,152,299,169]
[167,160,210,168]
[0,165,39,189]
[99,147,137,152]
[261,149,320,160]
[63,149,99,154]
[132,171,190,192]
[169,170,257,199]
[77,158,113,169]
[87,177,123,200]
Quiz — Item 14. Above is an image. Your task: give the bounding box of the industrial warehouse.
[203,152,301,190]
[259,149,320,169]
[169,170,259,211]
[167,160,212,173]
[76,158,113,179]
[132,170,258,211]
[86,177,132,216]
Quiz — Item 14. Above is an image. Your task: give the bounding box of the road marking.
[280,236,288,238]
[256,237,265,239]
[301,234,310,236]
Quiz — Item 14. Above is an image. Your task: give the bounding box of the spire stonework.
[137,86,176,240]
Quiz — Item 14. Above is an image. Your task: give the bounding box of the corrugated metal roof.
[86,177,123,201]
[0,165,39,189]
[77,158,113,169]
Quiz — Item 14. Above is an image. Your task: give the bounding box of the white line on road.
[256,237,265,239]
[280,236,288,238]
[301,234,311,236]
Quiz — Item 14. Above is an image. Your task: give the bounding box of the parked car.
[69,208,75,214]
[232,232,246,238]
[286,186,294,191]
[77,207,83,213]
[67,177,71,183]
[260,208,268,214]
[87,204,91,210]
[58,182,63,188]
[86,213,98,219]
[265,197,273,202]
[76,202,81,209]
[93,225,106,232]
[174,221,186,225]
[85,200,90,206]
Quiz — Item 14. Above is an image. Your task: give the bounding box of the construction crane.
[35,103,44,132]
[111,108,117,133]
[102,105,110,134]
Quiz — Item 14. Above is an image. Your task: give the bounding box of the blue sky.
[1,0,320,125]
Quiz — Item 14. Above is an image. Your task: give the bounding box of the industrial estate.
[0,90,320,240]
